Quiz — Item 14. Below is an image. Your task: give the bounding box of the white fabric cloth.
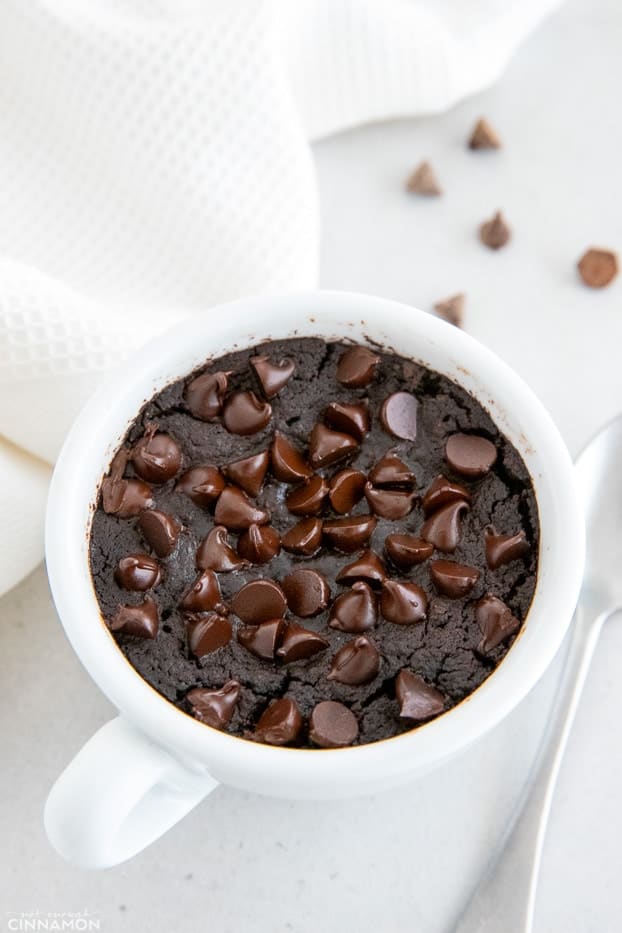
[0,0,560,596]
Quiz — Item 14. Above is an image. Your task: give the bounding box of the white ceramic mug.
[44,291,584,869]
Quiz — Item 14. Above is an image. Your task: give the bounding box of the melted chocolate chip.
[328,469,366,514]
[196,526,248,572]
[446,434,497,478]
[286,475,328,516]
[328,636,380,685]
[475,596,521,653]
[380,392,418,441]
[281,569,330,617]
[108,596,159,639]
[485,527,530,570]
[271,433,313,483]
[238,618,286,660]
[187,680,241,729]
[336,550,387,587]
[369,452,415,488]
[380,580,428,624]
[222,392,272,436]
[180,569,223,612]
[364,483,416,520]
[223,450,270,497]
[101,455,153,518]
[277,622,329,663]
[138,509,181,557]
[176,466,225,508]
[308,424,358,468]
[231,579,287,623]
[336,346,380,387]
[131,428,182,483]
[420,499,469,552]
[237,524,281,564]
[185,371,229,421]
[324,401,370,441]
[395,670,444,720]
[214,486,270,530]
[322,514,377,553]
[253,698,303,746]
[384,534,433,569]
[281,518,323,556]
[329,582,377,633]
[186,613,232,657]
[429,560,479,599]
[421,474,471,516]
[250,355,296,398]
[309,701,359,748]
[115,553,161,591]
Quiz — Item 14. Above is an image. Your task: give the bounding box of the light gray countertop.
[2,0,621,930]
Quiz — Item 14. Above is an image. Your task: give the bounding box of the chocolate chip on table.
[309,701,359,748]
[253,698,304,746]
[420,499,469,552]
[281,517,323,556]
[286,475,329,516]
[322,515,377,553]
[223,450,270,497]
[324,401,371,441]
[101,452,153,518]
[384,534,433,569]
[368,452,415,488]
[308,423,358,468]
[185,371,229,421]
[475,595,521,654]
[131,426,182,483]
[380,392,418,441]
[395,670,444,721]
[364,483,416,520]
[250,355,295,398]
[222,391,272,436]
[446,434,497,478]
[277,622,329,663]
[108,596,159,639]
[577,248,618,288]
[429,560,479,599]
[336,550,387,587]
[329,582,377,633]
[176,465,225,507]
[180,569,223,612]
[468,117,502,150]
[281,569,330,617]
[187,680,241,730]
[214,486,270,530]
[138,509,181,557]
[380,580,427,624]
[336,345,380,387]
[434,293,465,328]
[271,432,313,483]
[196,526,248,572]
[238,618,286,660]
[237,523,281,564]
[328,469,366,514]
[328,636,380,685]
[479,210,511,250]
[115,553,161,591]
[421,474,471,515]
[406,159,442,196]
[186,612,232,657]
[485,527,530,570]
[231,579,287,624]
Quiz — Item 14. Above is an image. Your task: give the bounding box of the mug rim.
[45,290,584,790]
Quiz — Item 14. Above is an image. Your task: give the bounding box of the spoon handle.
[452,598,607,933]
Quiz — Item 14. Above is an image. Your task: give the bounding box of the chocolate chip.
[138,509,181,557]
[250,355,296,398]
[115,553,161,591]
[185,371,229,421]
[336,345,380,387]
[434,293,465,328]
[421,474,471,516]
[485,527,530,570]
[364,483,416,520]
[281,518,323,556]
[406,159,442,196]
[276,622,329,662]
[468,117,501,150]
[381,580,428,624]
[368,452,415,488]
[429,560,479,598]
[222,391,272,435]
[237,524,281,564]
[336,550,387,587]
[309,701,359,748]
[181,569,223,612]
[446,434,497,478]
[420,499,469,552]
[271,433,313,483]
[577,248,618,288]
[186,612,232,657]
[281,569,330,617]
[475,595,521,654]
[253,698,303,746]
[131,428,182,484]
[329,582,377,633]
[108,596,159,639]
[101,454,154,517]
[214,486,270,530]
[324,401,370,441]
[231,579,287,623]
[187,680,241,730]
[176,465,225,507]
[322,514,377,553]
[328,636,380,685]
[380,392,418,441]
[328,469,367,514]
[384,534,433,569]
[479,210,510,250]
[395,670,444,720]
[308,423,358,468]
[286,475,329,516]
[223,450,270,497]
[238,618,286,660]
[196,526,248,572]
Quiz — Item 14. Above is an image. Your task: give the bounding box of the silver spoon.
[454,415,621,933]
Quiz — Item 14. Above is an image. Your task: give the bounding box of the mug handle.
[44,716,218,868]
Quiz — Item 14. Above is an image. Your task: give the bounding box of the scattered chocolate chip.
[185,371,229,421]
[395,670,444,720]
[421,474,471,516]
[336,345,380,387]
[101,453,153,517]
[479,210,510,250]
[138,509,181,557]
[131,428,181,484]
[475,595,521,654]
[108,596,159,639]
[322,514,377,553]
[364,483,417,520]
[446,434,497,478]
[308,423,358,468]
[281,518,323,556]
[231,579,287,624]
[309,701,359,748]
[286,475,328,516]
[577,248,618,288]
[336,550,387,587]
[328,469,367,514]
[180,569,223,612]
[381,580,428,624]
[115,553,161,591]
[271,432,313,483]
[186,612,232,657]
[250,355,296,398]
[187,680,241,729]
[196,526,247,572]
[223,451,270,497]
[237,523,281,564]
[369,452,415,488]
[277,622,329,662]
[434,293,465,328]
[238,618,286,660]
[176,465,225,507]
[429,560,479,599]
[253,698,303,746]
[384,534,434,569]
[485,527,530,570]
[324,401,370,441]
[214,486,270,530]
[380,392,418,441]
[329,582,377,633]
[406,159,442,196]
[420,499,469,552]
[222,391,272,436]
[468,117,501,150]
[328,636,380,685]
[281,569,330,617]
